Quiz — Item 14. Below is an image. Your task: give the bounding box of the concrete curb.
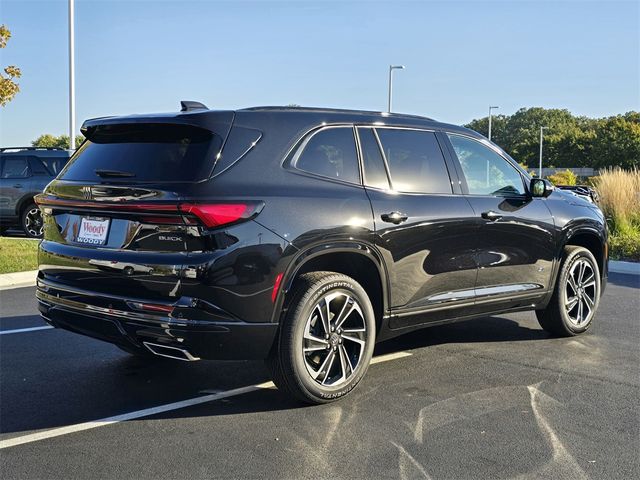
[0,270,38,291]
[609,260,640,275]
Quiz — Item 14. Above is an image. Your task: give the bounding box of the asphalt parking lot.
[0,273,638,479]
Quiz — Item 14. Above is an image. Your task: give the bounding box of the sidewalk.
[0,270,38,291]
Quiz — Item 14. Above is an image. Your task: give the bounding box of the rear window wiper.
[94,169,136,178]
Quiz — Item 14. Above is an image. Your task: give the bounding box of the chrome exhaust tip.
[142,342,200,361]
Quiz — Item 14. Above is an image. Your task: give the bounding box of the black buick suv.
[36,102,608,403]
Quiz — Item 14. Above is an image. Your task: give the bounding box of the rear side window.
[29,157,50,175]
[447,134,525,196]
[357,128,390,189]
[60,124,223,183]
[1,156,31,179]
[41,157,69,175]
[294,127,360,184]
[376,129,451,194]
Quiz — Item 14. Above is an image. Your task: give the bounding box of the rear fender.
[271,241,390,324]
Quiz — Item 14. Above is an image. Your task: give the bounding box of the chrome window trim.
[354,126,393,191]
[289,124,362,186]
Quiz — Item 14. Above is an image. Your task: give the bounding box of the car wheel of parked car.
[536,246,600,337]
[268,272,376,404]
[21,203,44,238]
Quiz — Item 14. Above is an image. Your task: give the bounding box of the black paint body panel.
[36,107,608,360]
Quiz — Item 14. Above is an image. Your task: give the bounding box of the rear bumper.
[36,278,278,361]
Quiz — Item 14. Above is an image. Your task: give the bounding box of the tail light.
[179,202,264,228]
[35,195,264,229]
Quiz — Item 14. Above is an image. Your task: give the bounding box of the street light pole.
[68,0,76,151]
[387,65,405,113]
[488,105,499,141]
[539,126,549,178]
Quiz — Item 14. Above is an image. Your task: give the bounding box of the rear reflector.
[128,302,175,314]
[141,303,175,313]
[179,202,263,228]
[271,272,284,303]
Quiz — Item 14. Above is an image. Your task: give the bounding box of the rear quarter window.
[293,126,360,184]
[60,124,223,183]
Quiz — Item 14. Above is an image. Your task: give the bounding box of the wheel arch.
[272,242,389,332]
[562,226,607,278]
[16,193,39,217]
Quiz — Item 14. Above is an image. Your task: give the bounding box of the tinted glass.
[376,129,451,194]
[296,127,359,184]
[42,157,69,175]
[448,134,525,196]
[1,156,30,178]
[29,157,49,175]
[357,128,390,189]
[60,124,223,182]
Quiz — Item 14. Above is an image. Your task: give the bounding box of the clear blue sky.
[1,0,638,146]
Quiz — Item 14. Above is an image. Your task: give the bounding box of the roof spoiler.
[180,100,208,112]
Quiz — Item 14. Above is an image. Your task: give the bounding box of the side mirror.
[530,178,554,198]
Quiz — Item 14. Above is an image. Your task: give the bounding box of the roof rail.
[180,100,208,112]
[239,105,435,121]
[0,146,66,152]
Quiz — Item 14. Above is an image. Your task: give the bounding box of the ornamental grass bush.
[592,167,640,261]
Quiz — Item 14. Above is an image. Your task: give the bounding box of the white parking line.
[0,350,412,450]
[0,326,54,335]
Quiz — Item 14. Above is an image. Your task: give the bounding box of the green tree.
[464,108,639,169]
[32,134,84,149]
[589,115,640,169]
[0,25,21,107]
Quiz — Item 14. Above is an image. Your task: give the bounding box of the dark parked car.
[0,147,71,237]
[36,103,608,403]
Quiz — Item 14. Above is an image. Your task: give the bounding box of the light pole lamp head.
[390,65,405,70]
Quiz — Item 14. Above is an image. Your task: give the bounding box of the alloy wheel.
[565,258,597,327]
[24,207,44,237]
[302,291,368,387]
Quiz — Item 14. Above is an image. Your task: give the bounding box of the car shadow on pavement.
[374,314,549,356]
[0,315,551,435]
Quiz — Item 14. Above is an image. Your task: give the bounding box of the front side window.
[295,127,359,184]
[1,156,30,179]
[376,129,451,194]
[448,134,525,196]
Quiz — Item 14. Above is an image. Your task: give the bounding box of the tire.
[268,272,376,404]
[536,246,601,337]
[21,203,44,238]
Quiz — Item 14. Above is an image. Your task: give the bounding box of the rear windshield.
[60,124,223,183]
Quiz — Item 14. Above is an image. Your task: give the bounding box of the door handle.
[381,211,408,224]
[13,184,23,188]
[481,210,502,221]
